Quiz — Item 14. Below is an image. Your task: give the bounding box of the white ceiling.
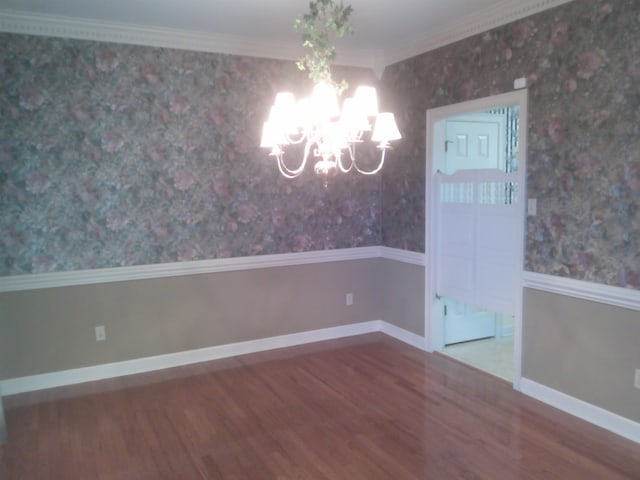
[0,0,572,70]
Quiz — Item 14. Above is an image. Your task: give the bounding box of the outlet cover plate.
[95,325,106,342]
[635,369,640,389]
[346,293,354,306]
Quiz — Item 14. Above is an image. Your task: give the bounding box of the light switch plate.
[514,77,527,89]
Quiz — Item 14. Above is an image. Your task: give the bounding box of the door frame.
[424,89,528,390]
[0,385,6,444]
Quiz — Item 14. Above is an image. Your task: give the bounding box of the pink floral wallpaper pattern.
[381,0,640,289]
[2,0,638,291]
[0,36,382,276]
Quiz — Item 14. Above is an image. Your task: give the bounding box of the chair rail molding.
[523,271,640,312]
[0,247,384,293]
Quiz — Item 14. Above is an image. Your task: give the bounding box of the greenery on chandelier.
[294,0,354,94]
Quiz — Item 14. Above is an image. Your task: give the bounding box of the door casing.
[425,89,528,390]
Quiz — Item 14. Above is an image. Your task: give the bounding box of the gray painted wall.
[523,288,640,422]
[2,260,639,426]
[379,259,425,336]
[0,259,384,379]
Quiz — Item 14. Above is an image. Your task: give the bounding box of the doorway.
[425,90,527,388]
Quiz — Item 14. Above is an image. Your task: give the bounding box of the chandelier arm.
[275,140,314,177]
[276,149,309,178]
[347,141,356,161]
[285,132,307,145]
[277,157,304,178]
[352,148,387,175]
[337,144,355,173]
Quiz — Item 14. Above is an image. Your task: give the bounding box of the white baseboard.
[0,321,379,395]
[520,378,640,444]
[0,320,426,396]
[379,321,427,350]
[6,324,638,445]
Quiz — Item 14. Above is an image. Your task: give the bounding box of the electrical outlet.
[95,325,106,342]
[635,369,640,390]
[346,293,354,306]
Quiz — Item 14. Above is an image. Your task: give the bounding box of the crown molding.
[381,0,575,67]
[2,1,573,71]
[0,9,375,69]
[0,9,306,61]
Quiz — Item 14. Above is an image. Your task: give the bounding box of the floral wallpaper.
[2,0,638,290]
[381,0,640,290]
[0,35,382,276]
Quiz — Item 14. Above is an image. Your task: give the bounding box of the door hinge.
[443,304,448,316]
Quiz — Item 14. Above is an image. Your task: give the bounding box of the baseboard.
[4,329,637,445]
[520,378,640,444]
[0,321,381,395]
[0,321,426,396]
[379,321,427,350]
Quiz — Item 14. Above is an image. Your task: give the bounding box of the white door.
[426,90,527,388]
[443,300,496,345]
[438,169,520,305]
[436,112,519,344]
[444,114,506,173]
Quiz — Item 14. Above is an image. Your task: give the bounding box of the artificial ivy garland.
[294,0,354,94]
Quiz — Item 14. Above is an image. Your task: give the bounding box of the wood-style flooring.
[1,333,639,479]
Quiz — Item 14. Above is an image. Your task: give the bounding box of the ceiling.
[0,0,571,70]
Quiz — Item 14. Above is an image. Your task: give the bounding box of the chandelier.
[260,0,401,180]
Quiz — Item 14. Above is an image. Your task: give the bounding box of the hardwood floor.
[1,333,639,479]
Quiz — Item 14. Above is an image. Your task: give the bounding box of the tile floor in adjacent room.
[443,335,514,382]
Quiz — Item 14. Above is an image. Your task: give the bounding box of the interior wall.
[378,259,425,336]
[0,258,383,380]
[1,0,636,431]
[381,0,640,291]
[377,0,640,425]
[523,288,640,422]
[0,33,382,278]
